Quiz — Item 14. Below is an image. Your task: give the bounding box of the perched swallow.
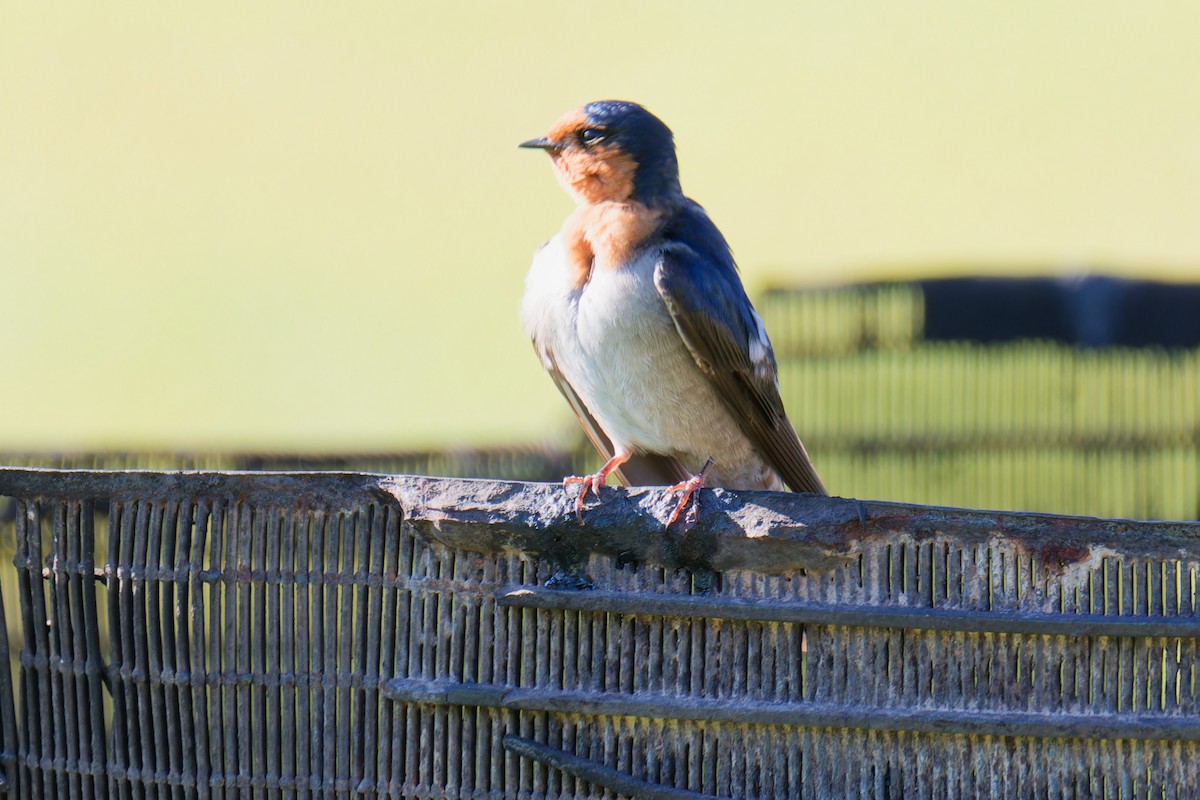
[520,100,827,525]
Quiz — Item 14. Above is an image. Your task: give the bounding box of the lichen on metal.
[0,466,1197,798]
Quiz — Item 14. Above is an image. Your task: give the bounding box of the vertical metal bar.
[469,560,492,798]
[306,510,326,796]
[232,502,251,798]
[460,556,482,795]
[24,500,57,798]
[0,512,19,796]
[478,553,500,796]
[357,505,382,797]
[529,598,548,798]
[48,502,80,800]
[143,500,170,796]
[80,497,107,800]
[189,498,213,800]
[207,498,228,800]
[336,511,355,797]
[217,498,238,799]
[14,498,36,800]
[320,513,339,795]
[106,500,131,800]
[264,508,282,800]
[450,548,469,796]
[128,499,157,795]
[293,511,312,800]
[509,556,527,796]
[248,505,266,800]
[426,541,445,791]
[158,500,184,800]
[72,502,95,797]
[375,508,399,796]
[391,520,413,793]
[170,499,196,800]
[277,510,297,800]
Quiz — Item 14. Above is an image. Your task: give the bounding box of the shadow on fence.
[0,467,1197,798]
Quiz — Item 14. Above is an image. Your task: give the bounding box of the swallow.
[519,100,827,526]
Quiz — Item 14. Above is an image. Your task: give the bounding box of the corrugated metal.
[0,468,1196,798]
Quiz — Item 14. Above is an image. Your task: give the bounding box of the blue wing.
[653,201,827,495]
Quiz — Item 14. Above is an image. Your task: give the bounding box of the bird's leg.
[563,449,632,523]
[664,457,714,527]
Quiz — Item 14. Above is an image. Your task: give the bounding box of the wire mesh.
[0,468,1197,798]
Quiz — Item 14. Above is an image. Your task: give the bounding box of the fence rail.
[0,467,1198,798]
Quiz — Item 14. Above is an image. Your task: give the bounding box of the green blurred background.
[2,2,1198,464]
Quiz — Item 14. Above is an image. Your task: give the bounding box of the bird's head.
[520,100,681,205]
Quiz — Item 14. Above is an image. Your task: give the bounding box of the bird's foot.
[562,450,632,524]
[664,457,714,528]
[562,472,607,523]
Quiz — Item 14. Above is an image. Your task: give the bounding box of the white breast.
[521,235,779,489]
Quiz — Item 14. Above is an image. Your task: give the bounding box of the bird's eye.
[579,128,606,145]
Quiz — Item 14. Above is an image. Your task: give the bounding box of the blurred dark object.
[922,275,1200,348]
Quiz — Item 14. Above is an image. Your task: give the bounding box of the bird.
[519,100,827,526]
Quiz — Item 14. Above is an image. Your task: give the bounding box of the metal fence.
[0,467,1197,798]
[757,281,1200,521]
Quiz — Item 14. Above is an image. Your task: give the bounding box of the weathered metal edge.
[2,467,1198,578]
[386,678,1200,742]
[500,586,1200,638]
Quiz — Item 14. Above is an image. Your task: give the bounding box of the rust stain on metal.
[1034,538,1093,569]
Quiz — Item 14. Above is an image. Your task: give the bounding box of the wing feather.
[653,238,827,495]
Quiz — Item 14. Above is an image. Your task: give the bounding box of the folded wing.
[653,238,827,495]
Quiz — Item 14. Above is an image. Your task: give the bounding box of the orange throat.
[560,200,664,288]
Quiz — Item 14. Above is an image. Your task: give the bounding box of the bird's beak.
[518,136,559,151]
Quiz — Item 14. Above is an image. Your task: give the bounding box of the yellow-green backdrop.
[3,2,1199,452]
